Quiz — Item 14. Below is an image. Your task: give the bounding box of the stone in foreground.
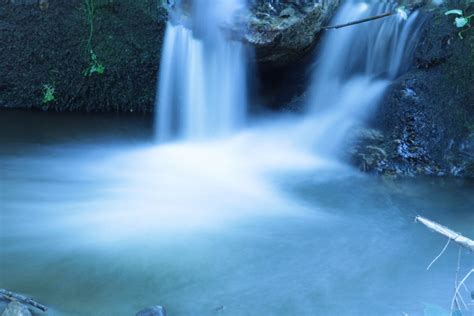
[136,305,167,316]
[1,302,32,316]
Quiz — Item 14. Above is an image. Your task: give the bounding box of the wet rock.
[346,124,449,178]
[446,132,474,177]
[136,305,167,316]
[244,0,339,68]
[279,7,296,19]
[243,0,339,109]
[346,127,389,174]
[371,4,474,178]
[1,302,32,316]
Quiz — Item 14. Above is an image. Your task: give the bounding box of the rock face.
[344,3,474,178]
[346,128,388,174]
[341,2,474,178]
[245,1,339,110]
[245,0,339,68]
[0,0,167,112]
[366,4,474,178]
[136,305,167,316]
[1,302,32,316]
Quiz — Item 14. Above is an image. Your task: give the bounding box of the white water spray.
[156,0,248,141]
[100,0,426,238]
[305,0,422,156]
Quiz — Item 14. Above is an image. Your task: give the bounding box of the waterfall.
[306,0,423,156]
[156,0,248,142]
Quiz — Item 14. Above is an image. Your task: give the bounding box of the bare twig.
[415,216,473,314]
[451,269,474,313]
[427,238,451,270]
[322,12,394,30]
[0,289,48,312]
[451,247,468,312]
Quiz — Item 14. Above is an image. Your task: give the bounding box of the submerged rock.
[136,305,167,316]
[1,302,32,316]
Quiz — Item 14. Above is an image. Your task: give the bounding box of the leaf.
[454,17,469,28]
[445,9,463,16]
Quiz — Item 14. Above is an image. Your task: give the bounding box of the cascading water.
[156,0,248,141]
[305,0,422,156]
[6,3,474,315]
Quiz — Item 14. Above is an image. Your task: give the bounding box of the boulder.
[346,125,444,178]
[136,305,167,316]
[244,0,339,68]
[345,127,390,175]
[1,302,32,316]
[372,4,474,178]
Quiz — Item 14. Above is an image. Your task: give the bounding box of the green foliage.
[41,84,56,104]
[84,50,105,76]
[83,0,105,76]
[445,9,473,39]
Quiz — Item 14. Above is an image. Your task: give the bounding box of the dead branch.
[0,289,48,312]
[322,12,395,30]
[415,216,474,252]
[451,269,474,312]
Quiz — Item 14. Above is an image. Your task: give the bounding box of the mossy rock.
[0,0,167,112]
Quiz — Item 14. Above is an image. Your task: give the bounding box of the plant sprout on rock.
[84,50,105,76]
[445,9,473,39]
[41,84,55,104]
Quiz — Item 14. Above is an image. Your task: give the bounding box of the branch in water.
[415,216,474,252]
